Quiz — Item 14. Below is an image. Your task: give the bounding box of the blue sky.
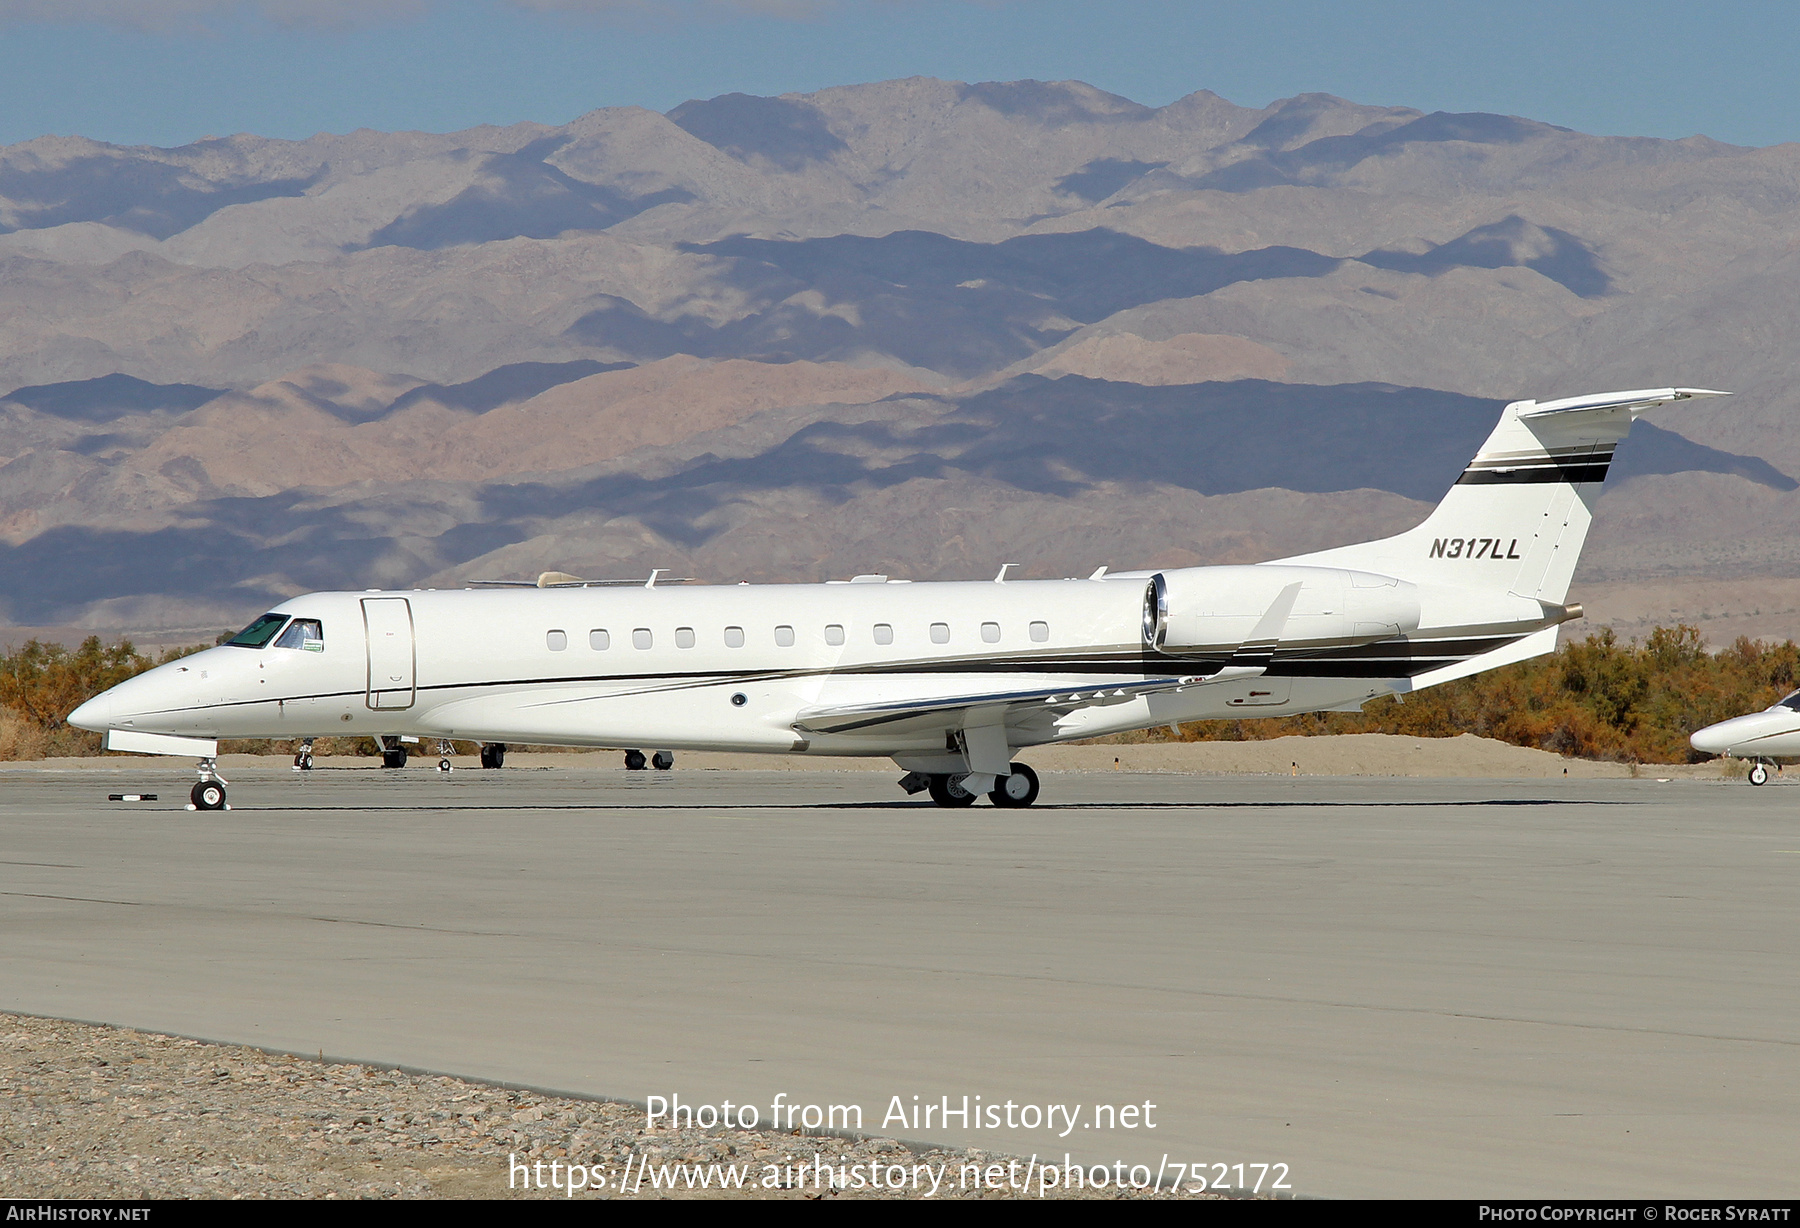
[1,0,1796,149]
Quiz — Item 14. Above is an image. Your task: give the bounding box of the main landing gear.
[189,757,228,811]
[380,737,409,770]
[623,749,674,771]
[479,743,507,769]
[911,763,1041,808]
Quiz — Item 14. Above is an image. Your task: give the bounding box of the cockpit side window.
[274,619,324,651]
[1776,689,1800,712]
[226,613,288,649]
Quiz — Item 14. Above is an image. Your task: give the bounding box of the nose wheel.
[188,757,229,810]
[292,738,314,771]
[1750,761,1771,786]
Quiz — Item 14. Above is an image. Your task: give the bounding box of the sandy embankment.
[7,733,1741,780]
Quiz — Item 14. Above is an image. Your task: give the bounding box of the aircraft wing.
[792,667,1264,736]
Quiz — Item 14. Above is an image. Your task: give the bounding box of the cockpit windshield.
[226,613,288,648]
[1775,689,1800,712]
[274,618,324,651]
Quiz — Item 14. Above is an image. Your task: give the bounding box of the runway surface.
[2,761,1795,1199]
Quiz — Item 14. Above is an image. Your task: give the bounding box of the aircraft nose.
[1690,714,1758,756]
[67,691,112,732]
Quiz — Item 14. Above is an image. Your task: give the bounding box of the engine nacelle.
[1146,565,1421,654]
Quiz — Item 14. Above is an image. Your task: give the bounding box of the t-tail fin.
[1274,387,1727,603]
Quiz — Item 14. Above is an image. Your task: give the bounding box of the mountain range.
[2,78,1798,646]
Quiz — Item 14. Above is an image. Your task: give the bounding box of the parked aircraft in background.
[1690,694,1800,783]
[68,387,1723,811]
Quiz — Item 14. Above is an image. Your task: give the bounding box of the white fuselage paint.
[69,569,1558,765]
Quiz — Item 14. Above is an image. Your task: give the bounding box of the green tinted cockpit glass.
[226,613,288,648]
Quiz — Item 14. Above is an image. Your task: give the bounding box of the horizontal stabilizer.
[1401,625,1560,691]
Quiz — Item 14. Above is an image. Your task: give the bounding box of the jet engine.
[1145,565,1421,654]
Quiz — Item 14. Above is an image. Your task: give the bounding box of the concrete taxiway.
[2,761,1795,1199]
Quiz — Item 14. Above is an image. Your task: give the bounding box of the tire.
[1750,763,1770,786]
[989,762,1040,808]
[190,780,226,811]
[438,758,452,772]
[651,750,674,771]
[927,774,978,808]
[382,747,408,769]
[490,744,505,770]
[624,749,648,771]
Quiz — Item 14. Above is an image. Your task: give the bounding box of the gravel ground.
[0,1014,1190,1200]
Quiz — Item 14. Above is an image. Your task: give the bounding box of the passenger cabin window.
[274,619,324,651]
[929,623,950,644]
[775,625,795,647]
[590,629,610,650]
[675,627,696,649]
[226,613,287,649]
[546,630,568,651]
[1029,621,1050,643]
[724,626,745,648]
[873,623,893,645]
[824,624,845,646]
[632,628,653,650]
[980,622,1001,643]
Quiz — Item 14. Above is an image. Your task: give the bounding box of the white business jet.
[70,386,1722,811]
[1689,695,1800,784]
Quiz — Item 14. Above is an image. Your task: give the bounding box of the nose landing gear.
[1750,760,1772,786]
[188,757,229,811]
[292,738,314,771]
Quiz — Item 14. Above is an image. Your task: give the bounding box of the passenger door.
[362,598,416,710]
